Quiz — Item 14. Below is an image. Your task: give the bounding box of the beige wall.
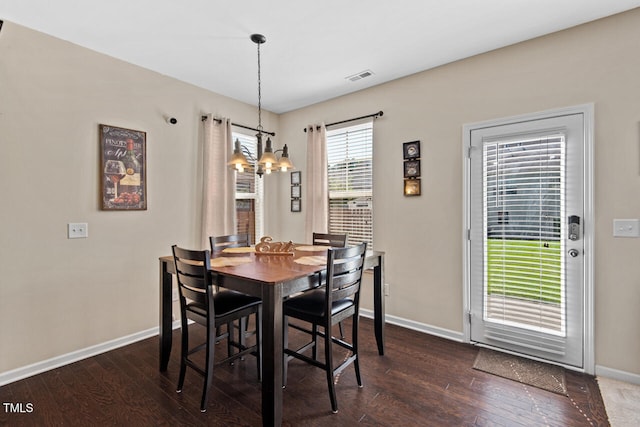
[1,8,639,380]
[276,9,640,377]
[0,22,279,373]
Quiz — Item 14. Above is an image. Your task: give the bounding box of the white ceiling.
[2,0,640,113]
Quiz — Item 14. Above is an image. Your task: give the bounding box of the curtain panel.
[304,123,328,241]
[201,115,236,248]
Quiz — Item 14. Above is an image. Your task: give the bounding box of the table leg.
[373,255,385,356]
[261,282,284,426]
[159,260,173,371]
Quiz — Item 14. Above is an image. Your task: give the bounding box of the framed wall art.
[404,179,421,196]
[402,140,421,196]
[403,140,420,159]
[291,185,301,199]
[100,124,147,210]
[290,171,301,212]
[404,160,421,178]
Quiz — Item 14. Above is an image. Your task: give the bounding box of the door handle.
[568,249,579,258]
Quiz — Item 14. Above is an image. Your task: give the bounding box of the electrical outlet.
[172,288,179,301]
[68,222,88,239]
[384,283,390,296]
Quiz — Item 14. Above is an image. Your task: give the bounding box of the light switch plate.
[613,219,640,237]
[68,222,88,239]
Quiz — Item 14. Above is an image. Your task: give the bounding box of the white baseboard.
[0,321,180,386]
[596,365,640,385]
[359,309,464,342]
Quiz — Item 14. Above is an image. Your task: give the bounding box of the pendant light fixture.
[227,33,294,177]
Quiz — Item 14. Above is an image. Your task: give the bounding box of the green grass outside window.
[486,239,562,304]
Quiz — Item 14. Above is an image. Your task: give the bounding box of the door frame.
[462,104,595,374]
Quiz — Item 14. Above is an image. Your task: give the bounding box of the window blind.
[327,122,373,247]
[483,134,565,335]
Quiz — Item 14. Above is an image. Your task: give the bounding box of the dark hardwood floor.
[0,318,609,426]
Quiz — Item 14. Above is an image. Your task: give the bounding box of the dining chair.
[209,233,251,251]
[312,232,347,248]
[283,243,367,414]
[312,232,348,337]
[172,245,262,412]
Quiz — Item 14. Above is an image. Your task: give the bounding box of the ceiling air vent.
[346,69,374,82]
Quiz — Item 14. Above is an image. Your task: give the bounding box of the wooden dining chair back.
[311,232,348,337]
[283,242,367,413]
[172,245,262,412]
[209,234,251,251]
[312,232,347,248]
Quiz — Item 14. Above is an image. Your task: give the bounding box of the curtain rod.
[201,115,276,137]
[303,110,383,132]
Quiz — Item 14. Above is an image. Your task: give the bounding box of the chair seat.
[187,290,261,319]
[283,289,353,320]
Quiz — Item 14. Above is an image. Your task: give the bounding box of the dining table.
[158,244,385,427]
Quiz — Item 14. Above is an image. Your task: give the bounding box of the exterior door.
[466,107,590,369]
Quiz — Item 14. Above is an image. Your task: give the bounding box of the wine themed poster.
[100,124,147,210]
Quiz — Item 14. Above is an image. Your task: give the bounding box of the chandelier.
[228,34,294,177]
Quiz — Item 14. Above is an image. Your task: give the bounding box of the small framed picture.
[403,140,421,160]
[291,171,301,185]
[404,179,421,196]
[291,185,301,199]
[291,199,301,212]
[404,160,421,178]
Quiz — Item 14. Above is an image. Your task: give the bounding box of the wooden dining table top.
[160,245,336,284]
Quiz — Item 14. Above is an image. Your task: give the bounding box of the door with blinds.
[467,110,586,368]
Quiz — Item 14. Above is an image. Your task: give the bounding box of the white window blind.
[483,134,565,334]
[327,122,373,247]
[233,132,264,242]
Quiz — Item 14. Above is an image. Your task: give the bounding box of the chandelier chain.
[257,41,262,133]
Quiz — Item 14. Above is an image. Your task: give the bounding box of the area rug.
[473,348,567,395]
[597,376,640,426]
